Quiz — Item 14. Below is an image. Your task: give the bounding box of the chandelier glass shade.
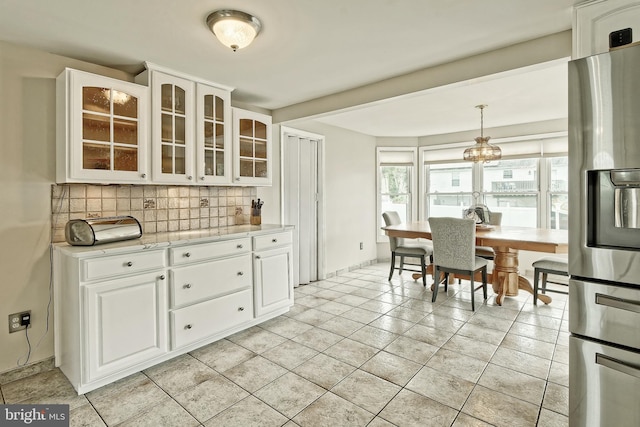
[463,105,502,163]
[206,10,262,52]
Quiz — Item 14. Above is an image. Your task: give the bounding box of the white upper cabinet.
[56,68,149,184]
[233,108,272,186]
[196,83,232,184]
[137,64,232,185]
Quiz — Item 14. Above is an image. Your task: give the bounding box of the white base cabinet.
[54,227,293,394]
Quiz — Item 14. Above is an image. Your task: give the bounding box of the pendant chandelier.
[463,104,502,163]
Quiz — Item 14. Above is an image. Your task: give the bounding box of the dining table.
[382,222,568,305]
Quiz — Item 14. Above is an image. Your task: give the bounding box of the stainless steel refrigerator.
[569,44,640,426]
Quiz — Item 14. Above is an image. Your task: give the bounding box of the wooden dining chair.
[382,211,433,287]
[428,217,488,311]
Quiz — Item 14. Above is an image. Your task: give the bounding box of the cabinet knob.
[141,173,146,179]
[236,177,240,181]
[237,244,243,249]
[256,255,261,259]
[183,283,192,289]
[126,261,133,267]
[184,252,191,258]
[238,307,244,312]
[272,238,277,243]
[237,271,243,276]
[159,275,166,280]
[200,176,205,181]
[185,324,193,330]
[187,176,193,180]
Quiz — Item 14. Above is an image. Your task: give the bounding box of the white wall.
[277,120,378,276]
[0,41,136,373]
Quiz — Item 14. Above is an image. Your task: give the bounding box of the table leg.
[492,246,553,305]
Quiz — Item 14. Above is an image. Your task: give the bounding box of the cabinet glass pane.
[215,124,224,149]
[162,145,173,173]
[161,114,172,142]
[83,143,110,170]
[114,146,138,171]
[175,146,185,174]
[83,113,111,142]
[204,122,214,148]
[113,118,138,145]
[255,160,267,178]
[175,87,186,115]
[215,96,223,121]
[255,140,267,159]
[239,119,253,137]
[216,151,224,176]
[239,138,253,157]
[112,91,137,118]
[83,87,110,113]
[255,121,267,139]
[161,84,173,112]
[204,95,214,120]
[204,150,214,176]
[175,116,185,144]
[240,159,253,177]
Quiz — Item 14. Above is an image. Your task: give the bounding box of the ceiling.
[0,0,577,137]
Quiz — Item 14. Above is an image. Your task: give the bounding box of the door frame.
[280,126,326,282]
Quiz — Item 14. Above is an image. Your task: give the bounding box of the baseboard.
[0,357,55,385]
[325,259,378,278]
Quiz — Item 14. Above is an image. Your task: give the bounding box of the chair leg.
[388,252,396,281]
[541,272,548,294]
[444,273,449,293]
[482,266,488,300]
[431,266,439,303]
[533,268,539,305]
[470,274,475,312]
[399,256,404,275]
[420,255,427,288]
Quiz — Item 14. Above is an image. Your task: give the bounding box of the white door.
[282,128,323,285]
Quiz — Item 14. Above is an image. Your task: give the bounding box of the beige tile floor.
[0,263,569,426]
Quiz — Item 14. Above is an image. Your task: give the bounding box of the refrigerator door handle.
[595,293,640,314]
[596,353,640,380]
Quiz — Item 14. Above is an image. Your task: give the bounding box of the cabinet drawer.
[170,255,252,308]
[169,238,251,265]
[170,289,253,349]
[82,250,166,282]
[253,231,292,251]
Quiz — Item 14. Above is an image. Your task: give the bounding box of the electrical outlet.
[359,242,363,250]
[8,310,31,333]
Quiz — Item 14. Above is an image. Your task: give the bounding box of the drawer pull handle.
[185,324,193,330]
[596,353,640,379]
[159,275,165,280]
[272,238,277,243]
[184,284,192,289]
[237,244,243,249]
[126,262,133,267]
[595,293,640,314]
[237,272,243,276]
[238,307,244,312]
[184,252,191,258]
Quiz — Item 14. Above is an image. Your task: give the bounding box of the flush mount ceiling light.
[206,10,262,52]
[463,104,502,163]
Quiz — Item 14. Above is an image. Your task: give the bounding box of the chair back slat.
[428,217,476,271]
[382,211,405,250]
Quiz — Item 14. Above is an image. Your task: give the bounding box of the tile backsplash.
[51,184,258,243]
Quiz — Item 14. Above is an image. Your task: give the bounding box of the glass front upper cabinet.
[196,83,231,184]
[232,108,272,185]
[145,71,194,184]
[56,68,149,184]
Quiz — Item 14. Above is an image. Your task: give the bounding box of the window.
[421,134,568,229]
[377,148,417,240]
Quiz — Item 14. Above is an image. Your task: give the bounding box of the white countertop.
[54,224,294,257]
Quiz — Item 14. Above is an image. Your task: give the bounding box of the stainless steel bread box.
[65,216,142,246]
